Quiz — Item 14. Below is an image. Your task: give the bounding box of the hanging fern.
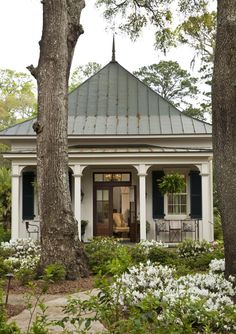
[158,173,186,195]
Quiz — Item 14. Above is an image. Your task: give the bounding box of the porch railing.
[155,219,199,243]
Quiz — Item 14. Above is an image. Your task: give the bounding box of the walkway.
[9,289,107,333]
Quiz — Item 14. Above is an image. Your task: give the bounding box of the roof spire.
[112,34,116,62]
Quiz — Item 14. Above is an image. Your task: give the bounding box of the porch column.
[200,162,213,242]
[11,164,21,240]
[136,164,150,241]
[72,165,86,240]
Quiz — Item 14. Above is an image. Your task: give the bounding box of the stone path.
[9,289,107,333]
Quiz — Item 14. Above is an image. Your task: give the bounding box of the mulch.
[5,275,96,294]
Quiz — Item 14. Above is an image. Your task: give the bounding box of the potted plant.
[158,173,186,195]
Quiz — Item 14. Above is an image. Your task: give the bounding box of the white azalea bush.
[178,239,213,258]
[107,261,236,333]
[1,239,41,281]
[139,239,168,253]
[209,258,225,273]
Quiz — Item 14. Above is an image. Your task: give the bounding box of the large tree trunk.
[212,0,236,277]
[28,0,89,279]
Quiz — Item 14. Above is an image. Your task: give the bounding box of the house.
[0,50,213,243]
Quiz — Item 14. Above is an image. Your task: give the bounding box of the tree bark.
[212,0,236,277]
[29,0,88,279]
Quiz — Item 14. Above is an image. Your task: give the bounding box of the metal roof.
[0,61,212,137]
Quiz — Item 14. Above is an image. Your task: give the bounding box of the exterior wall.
[5,135,213,243]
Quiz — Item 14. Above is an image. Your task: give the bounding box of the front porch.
[10,158,214,243]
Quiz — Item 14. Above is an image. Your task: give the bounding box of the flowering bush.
[108,261,236,333]
[178,240,213,258]
[1,239,41,277]
[139,239,168,252]
[209,258,225,273]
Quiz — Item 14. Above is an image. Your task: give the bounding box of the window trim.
[163,170,190,220]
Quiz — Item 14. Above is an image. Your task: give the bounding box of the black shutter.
[152,171,165,219]
[189,171,202,219]
[22,171,35,220]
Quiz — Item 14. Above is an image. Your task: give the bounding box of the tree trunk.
[28,0,89,279]
[212,0,236,277]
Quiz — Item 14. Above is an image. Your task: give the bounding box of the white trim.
[0,134,212,140]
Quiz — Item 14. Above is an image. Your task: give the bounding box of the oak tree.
[212,0,236,277]
[28,0,89,279]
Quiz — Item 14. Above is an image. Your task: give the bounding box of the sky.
[0,0,202,75]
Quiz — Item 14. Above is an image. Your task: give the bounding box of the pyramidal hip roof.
[0,61,212,137]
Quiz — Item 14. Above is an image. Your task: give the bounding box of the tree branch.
[27,65,38,80]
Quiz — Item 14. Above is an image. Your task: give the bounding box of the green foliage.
[0,290,21,333]
[97,0,208,51]
[0,257,10,278]
[15,267,36,285]
[0,69,36,130]
[69,62,102,92]
[134,61,199,110]
[158,173,186,195]
[85,237,123,274]
[43,263,66,282]
[214,210,223,240]
[106,246,132,275]
[0,225,11,243]
[0,168,11,226]
[148,247,178,265]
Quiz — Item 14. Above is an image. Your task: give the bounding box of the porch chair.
[113,212,130,237]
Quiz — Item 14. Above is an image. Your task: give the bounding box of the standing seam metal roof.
[0,61,212,136]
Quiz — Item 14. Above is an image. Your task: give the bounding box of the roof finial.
[112,34,116,62]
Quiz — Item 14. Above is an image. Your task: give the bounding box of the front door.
[93,173,137,240]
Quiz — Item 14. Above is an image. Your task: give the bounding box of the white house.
[0,54,213,243]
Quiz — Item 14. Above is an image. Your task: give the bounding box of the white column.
[201,162,212,241]
[72,164,86,241]
[11,164,21,240]
[73,165,82,240]
[136,164,150,241]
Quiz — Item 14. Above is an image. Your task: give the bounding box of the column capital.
[133,164,151,176]
[199,162,210,176]
[70,164,87,176]
[12,164,25,177]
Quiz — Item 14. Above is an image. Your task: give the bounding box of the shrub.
[0,239,40,279]
[148,247,178,265]
[178,240,213,258]
[130,240,169,265]
[108,261,236,333]
[43,263,66,282]
[0,225,11,243]
[85,237,123,274]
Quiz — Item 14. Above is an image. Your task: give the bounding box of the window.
[167,174,187,215]
[94,173,131,183]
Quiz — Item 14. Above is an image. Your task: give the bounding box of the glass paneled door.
[94,181,137,240]
[94,188,111,236]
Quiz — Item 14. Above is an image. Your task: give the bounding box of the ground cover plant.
[1,237,234,333]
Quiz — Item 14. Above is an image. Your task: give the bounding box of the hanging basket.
[158,173,186,195]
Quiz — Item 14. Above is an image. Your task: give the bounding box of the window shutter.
[152,171,165,219]
[22,171,35,220]
[189,171,202,219]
